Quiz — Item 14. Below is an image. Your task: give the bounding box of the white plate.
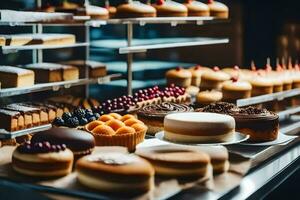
[240,132,297,146]
[155,131,249,146]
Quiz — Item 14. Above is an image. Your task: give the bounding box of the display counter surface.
[0,124,299,200]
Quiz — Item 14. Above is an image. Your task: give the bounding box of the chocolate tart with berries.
[197,102,279,142]
[31,127,95,161]
[137,102,193,135]
[12,141,73,177]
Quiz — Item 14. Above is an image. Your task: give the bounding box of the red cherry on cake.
[194,65,201,70]
[231,76,239,82]
[213,66,220,71]
[175,67,181,72]
[156,0,164,5]
[207,0,214,4]
[234,65,239,70]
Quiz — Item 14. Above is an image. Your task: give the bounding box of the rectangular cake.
[0,34,75,46]
[0,109,25,131]
[24,63,63,83]
[62,65,79,81]
[0,36,5,46]
[19,103,49,125]
[0,35,33,46]
[30,103,58,122]
[30,34,76,45]
[62,60,107,78]
[3,104,41,127]
[0,66,35,88]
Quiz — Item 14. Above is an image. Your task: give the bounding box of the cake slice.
[3,104,41,127]
[19,103,50,125]
[0,66,34,88]
[0,36,5,46]
[24,63,63,83]
[62,60,107,79]
[0,35,33,46]
[61,65,79,81]
[0,109,25,131]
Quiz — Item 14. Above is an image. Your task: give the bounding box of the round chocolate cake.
[197,102,279,142]
[137,102,193,135]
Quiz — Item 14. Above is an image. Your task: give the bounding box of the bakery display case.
[0,0,300,199]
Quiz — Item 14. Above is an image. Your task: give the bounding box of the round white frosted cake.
[163,112,235,143]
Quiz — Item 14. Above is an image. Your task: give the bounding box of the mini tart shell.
[92,129,146,152]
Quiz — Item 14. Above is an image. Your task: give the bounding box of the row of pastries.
[41,0,229,19]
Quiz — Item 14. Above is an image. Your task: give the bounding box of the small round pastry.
[105,119,125,131]
[116,1,156,18]
[188,65,212,87]
[164,112,235,143]
[153,0,188,17]
[137,102,194,135]
[76,152,154,194]
[31,127,95,161]
[166,67,192,88]
[221,77,252,102]
[270,78,283,93]
[109,113,122,120]
[85,120,105,132]
[183,0,210,17]
[200,67,230,91]
[120,114,136,122]
[196,90,223,106]
[124,118,142,126]
[99,114,115,122]
[92,124,115,136]
[282,76,293,91]
[222,66,241,78]
[77,5,109,20]
[136,146,210,179]
[207,0,229,19]
[250,76,273,96]
[12,141,73,177]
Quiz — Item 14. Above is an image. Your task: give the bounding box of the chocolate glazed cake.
[197,102,279,142]
[137,102,193,135]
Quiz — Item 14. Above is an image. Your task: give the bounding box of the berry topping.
[65,117,79,128]
[234,65,239,70]
[52,117,65,126]
[17,141,67,154]
[194,65,201,70]
[156,0,164,5]
[213,66,220,71]
[231,76,239,82]
[79,118,89,125]
[175,67,181,71]
[207,0,214,4]
[73,108,85,118]
[62,112,72,121]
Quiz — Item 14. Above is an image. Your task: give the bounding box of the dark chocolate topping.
[3,104,40,114]
[31,127,95,152]
[196,102,278,120]
[137,102,193,119]
[0,109,21,117]
[17,141,67,154]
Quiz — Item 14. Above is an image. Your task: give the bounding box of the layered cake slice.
[0,66,34,88]
[0,35,33,46]
[19,103,50,125]
[3,104,41,127]
[0,109,25,131]
[61,65,79,81]
[24,63,63,83]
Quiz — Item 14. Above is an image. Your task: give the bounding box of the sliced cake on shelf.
[0,66,34,88]
[61,60,107,79]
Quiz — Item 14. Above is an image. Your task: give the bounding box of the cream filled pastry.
[76,152,154,195]
[153,0,188,17]
[12,141,73,177]
[200,67,230,91]
[116,1,156,18]
[164,112,235,143]
[183,0,210,16]
[221,77,252,102]
[136,146,210,179]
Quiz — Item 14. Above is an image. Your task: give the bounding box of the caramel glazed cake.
[164,112,235,143]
